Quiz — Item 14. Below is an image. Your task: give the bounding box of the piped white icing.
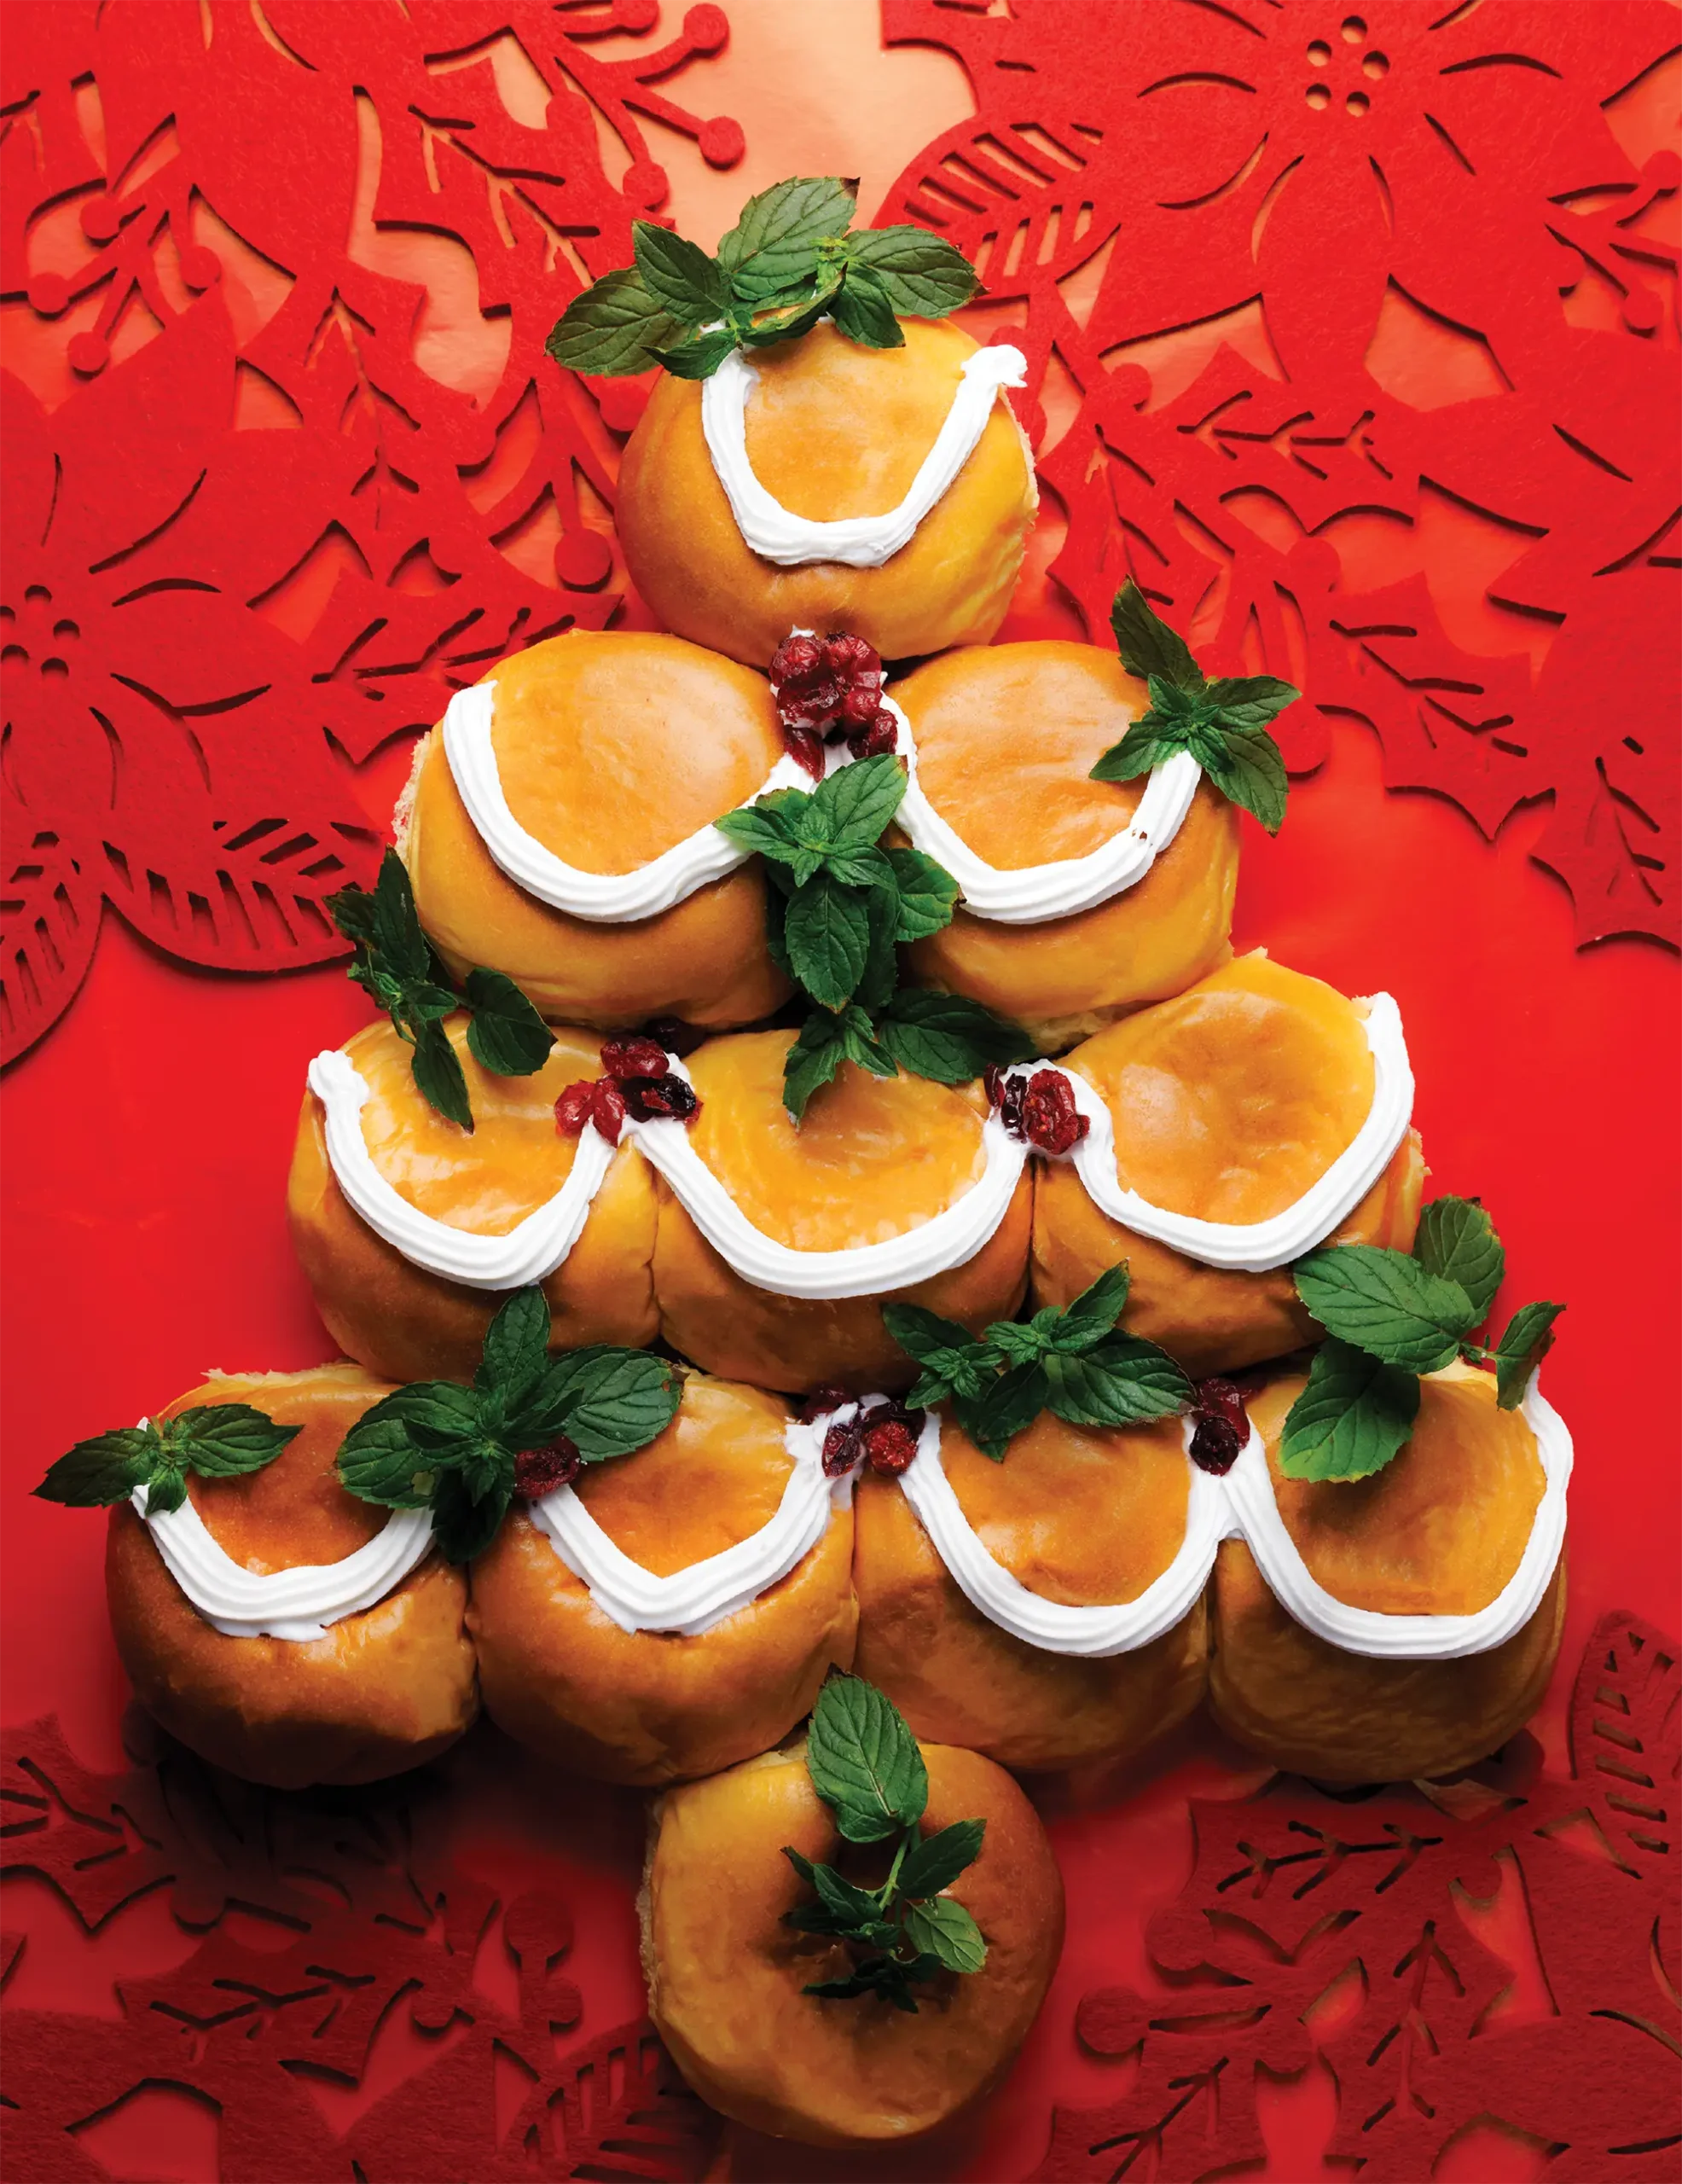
[699,343,1029,568]
[884,695,1202,924]
[440,679,811,925]
[307,1047,617,1292]
[133,1470,436,1643]
[525,1408,852,1635]
[889,1380,1569,1663]
[1031,993,1415,1272]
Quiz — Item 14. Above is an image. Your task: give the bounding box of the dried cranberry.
[640,1016,706,1059]
[798,1385,852,1425]
[619,1072,700,1123]
[821,1421,862,1478]
[513,1436,582,1499]
[1189,1414,1243,1475]
[988,1066,1029,1140]
[769,628,884,758]
[769,631,824,688]
[590,1079,627,1144]
[838,682,882,729]
[862,1419,919,1476]
[1018,1068,1089,1157]
[1193,1377,1250,1438]
[784,723,826,779]
[821,632,879,682]
[847,708,898,759]
[600,1036,670,1082]
[554,1078,598,1136]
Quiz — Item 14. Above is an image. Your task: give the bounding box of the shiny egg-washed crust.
[1032,954,1426,1376]
[893,643,1240,1048]
[105,1365,478,1790]
[853,1412,1207,1772]
[651,1030,1033,1393]
[402,630,792,1029]
[617,321,1037,668]
[469,1376,857,1786]
[641,1738,1063,2145]
[1208,1363,1564,1783]
[287,1017,658,1385]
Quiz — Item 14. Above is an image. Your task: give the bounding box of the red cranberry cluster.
[513,1434,582,1499]
[799,1388,925,1479]
[554,1036,700,1147]
[984,1065,1090,1158]
[1187,1378,1249,1475]
[769,630,899,778]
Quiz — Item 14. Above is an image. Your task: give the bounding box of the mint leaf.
[631,220,725,323]
[1494,1300,1563,1409]
[411,1019,473,1131]
[902,1893,987,1975]
[884,848,960,941]
[331,1412,437,1509]
[898,1818,985,1901]
[1088,721,1181,786]
[431,1472,510,1565]
[1041,1337,1192,1430]
[877,989,1033,1087]
[1293,1245,1478,1374]
[370,847,431,984]
[553,1350,681,1460]
[846,226,980,318]
[1110,578,1201,689]
[830,263,903,348]
[546,266,681,376]
[738,289,836,349]
[1203,674,1301,730]
[1413,1196,1505,1321]
[1047,1263,1130,1350]
[883,1303,1002,1410]
[784,872,873,1008]
[809,752,906,850]
[652,325,738,380]
[463,967,554,1077]
[36,1426,161,1507]
[1279,1338,1422,1481]
[805,1675,928,1844]
[963,1360,1050,1461]
[144,1467,188,1517]
[717,176,857,294]
[1198,720,1289,836]
[167,1405,301,1478]
[821,843,896,893]
[715,802,802,867]
[783,1011,849,1123]
[476,1287,552,1409]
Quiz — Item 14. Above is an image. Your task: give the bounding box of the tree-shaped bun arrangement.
[550,177,1037,665]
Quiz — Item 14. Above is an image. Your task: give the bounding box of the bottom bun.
[642,1738,1063,2146]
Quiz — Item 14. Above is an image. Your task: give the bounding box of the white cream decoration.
[134,1473,436,1643]
[700,343,1029,568]
[307,1048,618,1292]
[884,695,1202,924]
[1016,994,1415,1273]
[440,680,813,925]
[525,1409,852,1636]
[889,1380,1569,1663]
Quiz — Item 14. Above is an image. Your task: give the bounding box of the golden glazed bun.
[1208,1362,1564,1783]
[1032,954,1425,1376]
[853,1411,1207,1773]
[642,1736,1063,2145]
[618,321,1036,667]
[651,1031,1032,1393]
[106,1365,477,1789]
[894,643,1239,1047]
[402,630,792,1028]
[287,1018,658,1385]
[470,1375,856,1785]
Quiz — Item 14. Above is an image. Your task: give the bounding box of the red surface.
[3,3,1680,2178]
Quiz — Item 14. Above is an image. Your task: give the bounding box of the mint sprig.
[1281,1197,1564,1481]
[327,851,553,1132]
[336,1288,681,1562]
[1089,580,1298,835]
[717,756,1031,1118]
[546,176,979,384]
[36,1406,301,1517]
[783,1675,986,2012]
[884,1263,1192,1461]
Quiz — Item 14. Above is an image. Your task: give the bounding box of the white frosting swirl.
[885,695,1201,924]
[888,1380,1569,1663]
[699,343,1029,568]
[525,1409,851,1636]
[1030,993,1415,1272]
[440,679,811,924]
[133,1467,436,1643]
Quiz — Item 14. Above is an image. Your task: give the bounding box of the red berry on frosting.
[554,1079,598,1136]
[821,1421,861,1478]
[1017,1069,1089,1157]
[513,1437,582,1499]
[620,1073,700,1123]
[600,1036,670,1081]
[862,1419,919,1476]
[590,1080,627,1144]
[821,631,879,682]
[798,1385,852,1425]
[769,631,824,688]
[1188,1414,1242,1475]
[847,708,898,759]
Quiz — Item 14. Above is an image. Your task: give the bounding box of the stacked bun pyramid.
[38,181,1572,2152]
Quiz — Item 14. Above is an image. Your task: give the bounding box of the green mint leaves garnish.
[546,176,979,383]
[327,851,553,1132]
[783,1675,986,2012]
[35,1406,302,1517]
[884,1263,1192,1461]
[1089,580,1299,835]
[335,1288,681,1563]
[717,756,1032,1119]
[1280,1197,1564,1482]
